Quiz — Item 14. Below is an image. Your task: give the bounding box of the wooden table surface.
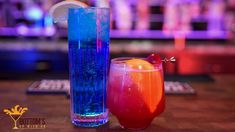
[0,75,235,132]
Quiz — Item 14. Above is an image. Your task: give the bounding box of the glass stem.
[13,120,18,129]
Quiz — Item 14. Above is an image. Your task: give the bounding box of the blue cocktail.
[68,7,110,127]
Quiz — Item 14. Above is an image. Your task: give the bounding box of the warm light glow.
[174,33,186,51]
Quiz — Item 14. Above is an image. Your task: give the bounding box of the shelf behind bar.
[0,27,228,40]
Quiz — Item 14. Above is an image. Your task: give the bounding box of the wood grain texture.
[0,75,235,132]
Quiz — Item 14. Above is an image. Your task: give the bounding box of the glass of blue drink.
[68,7,110,127]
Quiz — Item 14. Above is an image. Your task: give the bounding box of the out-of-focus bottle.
[136,0,150,30]
[113,0,132,30]
[207,0,225,37]
[163,0,200,35]
[225,0,235,40]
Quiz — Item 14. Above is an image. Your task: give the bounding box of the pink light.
[45,26,56,36]
[96,39,102,52]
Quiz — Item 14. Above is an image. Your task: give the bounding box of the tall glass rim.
[68,7,110,11]
[111,57,163,71]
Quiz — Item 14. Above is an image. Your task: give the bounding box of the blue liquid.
[68,8,110,127]
[69,40,109,127]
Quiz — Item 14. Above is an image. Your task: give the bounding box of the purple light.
[17,25,28,35]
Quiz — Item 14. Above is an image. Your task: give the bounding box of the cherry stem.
[162,57,176,63]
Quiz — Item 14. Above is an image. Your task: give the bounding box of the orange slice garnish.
[125,59,154,70]
[126,59,163,113]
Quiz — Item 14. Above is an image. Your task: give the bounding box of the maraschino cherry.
[146,53,162,65]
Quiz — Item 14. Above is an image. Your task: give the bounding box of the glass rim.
[111,57,163,71]
[111,57,144,64]
[68,7,110,10]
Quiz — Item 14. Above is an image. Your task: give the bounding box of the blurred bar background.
[0,0,235,79]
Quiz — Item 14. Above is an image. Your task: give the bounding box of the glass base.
[118,117,152,130]
[71,111,108,127]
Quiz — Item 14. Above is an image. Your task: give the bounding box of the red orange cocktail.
[107,56,165,130]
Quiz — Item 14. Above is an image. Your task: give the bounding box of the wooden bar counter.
[0,75,235,131]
